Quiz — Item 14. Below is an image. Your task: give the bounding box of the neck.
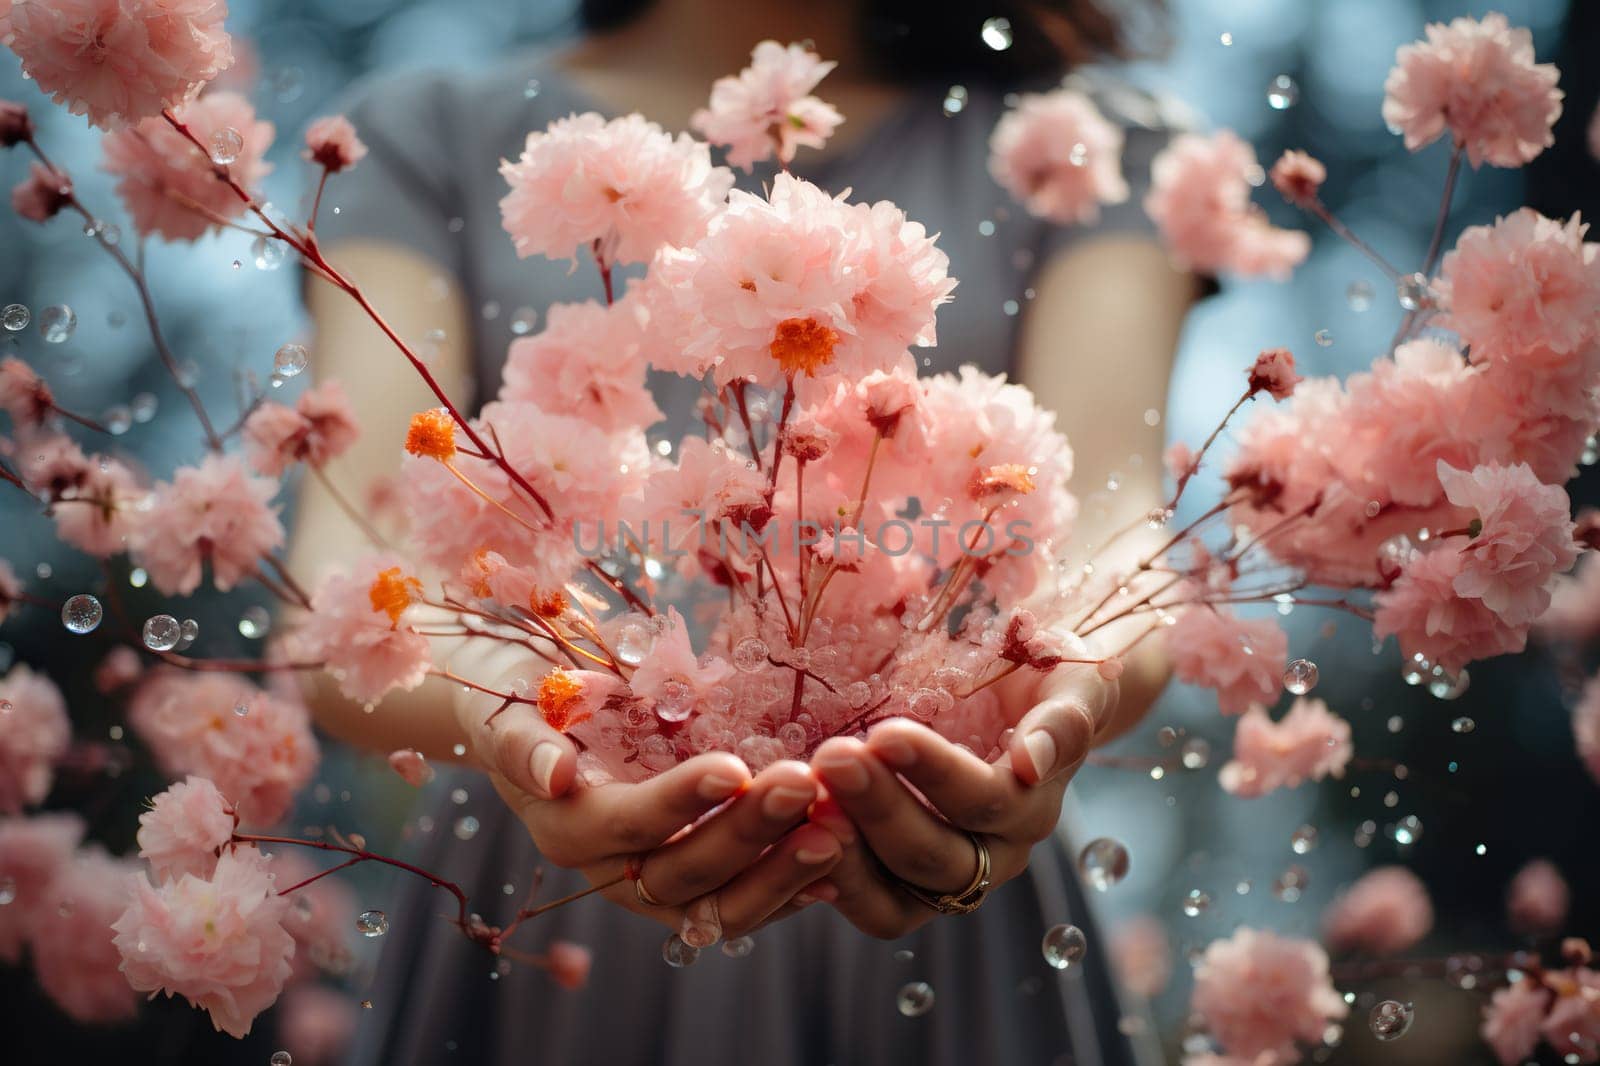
[593,0,867,83]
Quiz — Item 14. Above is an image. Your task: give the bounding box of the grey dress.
[320,52,1178,1066]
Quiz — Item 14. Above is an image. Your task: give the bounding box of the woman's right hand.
[456,675,843,948]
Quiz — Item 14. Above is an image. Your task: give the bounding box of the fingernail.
[680,898,721,948]
[530,742,562,796]
[698,773,743,801]
[815,753,870,795]
[795,845,836,865]
[792,893,817,907]
[762,785,813,820]
[1024,730,1056,782]
[874,737,916,769]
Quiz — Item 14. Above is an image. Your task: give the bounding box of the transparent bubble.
[1429,667,1469,700]
[273,343,309,378]
[1313,329,1332,347]
[270,1053,293,1066]
[209,126,244,165]
[177,617,200,649]
[238,606,271,639]
[654,677,695,723]
[509,307,538,335]
[1218,31,1233,46]
[253,236,287,271]
[942,85,968,117]
[980,16,1013,51]
[1041,923,1088,969]
[615,622,652,665]
[58,592,102,634]
[523,78,542,99]
[355,910,389,937]
[1451,716,1475,734]
[1273,865,1309,902]
[130,392,158,423]
[720,935,755,958]
[896,981,935,1017]
[38,304,76,343]
[1077,838,1130,891]
[1283,658,1319,695]
[732,636,769,672]
[1180,737,1210,770]
[1396,273,1433,311]
[142,614,181,652]
[1369,1000,1414,1041]
[1181,889,1210,917]
[662,934,699,968]
[1346,280,1374,312]
[103,405,133,435]
[1266,74,1300,110]
[1290,825,1318,854]
[2,303,30,332]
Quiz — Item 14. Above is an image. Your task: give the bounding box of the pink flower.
[1321,866,1433,956]
[0,355,53,427]
[137,775,235,881]
[1190,927,1347,1061]
[11,160,71,222]
[101,90,274,241]
[241,379,361,476]
[291,554,432,705]
[627,607,733,720]
[0,811,83,962]
[1218,698,1352,797]
[95,645,144,693]
[49,451,144,558]
[277,984,358,1066]
[1482,978,1552,1064]
[988,88,1128,225]
[1166,605,1289,715]
[626,435,769,558]
[1437,461,1577,626]
[499,298,663,432]
[387,748,434,787]
[1144,130,1310,280]
[1575,673,1600,785]
[1542,970,1600,1063]
[1436,210,1600,363]
[1507,858,1569,935]
[1541,553,1600,643]
[1165,440,1197,482]
[32,847,141,1022]
[0,664,70,813]
[1247,347,1302,401]
[541,939,593,989]
[1,0,234,129]
[500,111,733,266]
[303,114,366,173]
[131,453,283,595]
[128,668,318,825]
[1268,150,1325,206]
[1373,547,1527,673]
[691,40,841,170]
[1109,916,1171,999]
[1381,12,1562,168]
[0,99,33,146]
[114,846,296,1037]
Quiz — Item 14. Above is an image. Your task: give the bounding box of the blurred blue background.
[2,1,1593,1063]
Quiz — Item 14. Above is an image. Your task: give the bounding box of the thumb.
[1008,663,1119,787]
[453,657,578,800]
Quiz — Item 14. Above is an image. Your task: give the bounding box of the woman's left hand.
[806,663,1117,938]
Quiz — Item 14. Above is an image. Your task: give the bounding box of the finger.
[824,840,928,940]
[461,699,579,801]
[812,737,981,894]
[638,760,818,905]
[863,718,1027,832]
[1007,665,1112,786]
[701,823,842,942]
[513,752,750,867]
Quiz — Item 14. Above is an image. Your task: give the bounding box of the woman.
[296,1,1201,1062]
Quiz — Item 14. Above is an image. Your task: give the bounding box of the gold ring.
[895,834,992,915]
[633,871,666,908]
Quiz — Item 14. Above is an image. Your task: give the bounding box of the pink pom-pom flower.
[32,847,142,1023]
[1436,460,1578,626]
[1321,865,1434,956]
[291,554,433,705]
[1268,149,1326,207]
[242,379,361,476]
[137,775,236,881]
[691,40,841,171]
[1165,605,1288,715]
[0,664,71,814]
[1247,347,1302,401]
[1507,857,1569,935]
[303,114,367,173]
[0,811,84,962]
[1481,977,1552,1065]
[130,453,283,596]
[1217,698,1352,797]
[988,87,1128,225]
[10,160,71,222]
[1190,928,1348,1062]
[0,355,54,428]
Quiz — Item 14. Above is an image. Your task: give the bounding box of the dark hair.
[578,0,1163,85]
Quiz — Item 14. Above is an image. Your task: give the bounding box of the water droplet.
[2,303,30,331]
[662,934,699,967]
[1582,435,1600,466]
[942,85,968,117]
[0,877,16,904]
[1180,738,1210,770]
[142,614,181,651]
[38,304,75,343]
[452,815,480,840]
[1396,273,1433,311]
[103,405,133,435]
[1266,74,1299,110]
[509,306,538,335]
[1346,280,1374,311]
[893,948,915,962]
[1291,825,1318,854]
[1218,31,1234,46]
[355,910,388,937]
[732,636,769,672]
[252,236,286,271]
[1313,329,1332,347]
[1273,865,1309,902]
[209,126,244,165]
[1451,716,1475,734]
[1077,838,1130,891]
[1041,923,1088,969]
[896,980,935,1017]
[654,677,695,723]
[522,78,542,99]
[720,935,755,958]
[130,392,158,422]
[1369,999,1414,1041]
[238,606,271,639]
[1180,889,1211,917]
[128,568,148,589]
[980,16,1014,51]
[1429,667,1469,700]
[1283,658,1319,695]
[270,1051,293,1066]
[61,594,103,634]
[273,343,309,378]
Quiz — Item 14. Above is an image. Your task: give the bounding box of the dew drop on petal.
[1041,924,1088,969]
[1077,838,1130,891]
[720,935,755,958]
[732,636,769,672]
[38,304,75,343]
[62,594,103,634]
[355,910,388,938]
[1,303,30,331]
[209,126,244,165]
[896,980,935,1017]
[1283,658,1318,695]
[142,614,181,651]
[662,934,699,968]
[1369,999,1414,1041]
[1266,74,1299,110]
[273,343,309,378]
[1181,889,1210,917]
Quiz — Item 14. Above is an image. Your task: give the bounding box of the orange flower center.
[769,317,839,378]
[405,408,457,461]
[532,589,569,620]
[368,566,422,625]
[969,463,1037,499]
[537,670,591,733]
